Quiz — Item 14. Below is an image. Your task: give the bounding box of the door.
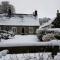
[22,28,24,35]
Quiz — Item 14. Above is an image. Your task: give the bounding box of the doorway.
[22,28,24,35]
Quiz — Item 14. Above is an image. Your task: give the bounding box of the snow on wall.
[0,35,60,47]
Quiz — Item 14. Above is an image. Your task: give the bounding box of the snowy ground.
[0,35,60,60]
[0,52,52,60]
[0,35,60,47]
[0,52,60,60]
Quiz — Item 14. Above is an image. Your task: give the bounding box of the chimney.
[57,10,59,13]
[57,10,60,17]
[33,10,38,17]
[7,7,12,17]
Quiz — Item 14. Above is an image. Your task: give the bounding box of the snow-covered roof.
[46,28,60,32]
[0,35,60,47]
[37,28,60,33]
[0,14,40,26]
[39,17,56,29]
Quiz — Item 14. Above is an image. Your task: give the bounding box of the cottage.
[0,11,40,35]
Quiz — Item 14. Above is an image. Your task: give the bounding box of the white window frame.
[12,27,17,34]
[29,27,33,34]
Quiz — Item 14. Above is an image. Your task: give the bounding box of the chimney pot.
[33,10,38,17]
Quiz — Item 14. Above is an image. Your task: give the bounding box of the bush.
[42,33,55,41]
[0,33,9,39]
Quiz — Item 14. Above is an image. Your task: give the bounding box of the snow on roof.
[37,28,60,33]
[46,28,60,32]
[0,14,40,26]
[39,17,56,29]
[0,35,60,47]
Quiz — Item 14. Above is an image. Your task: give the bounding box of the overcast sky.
[0,0,60,18]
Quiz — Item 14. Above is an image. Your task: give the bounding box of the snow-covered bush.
[36,29,46,41]
[0,30,15,40]
[0,33,10,39]
[42,33,55,41]
[0,49,9,59]
[1,49,9,56]
[36,28,60,41]
[8,31,15,37]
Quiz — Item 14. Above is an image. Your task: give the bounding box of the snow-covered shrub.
[36,29,46,41]
[36,28,60,41]
[1,49,9,56]
[0,49,9,59]
[0,30,15,40]
[8,31,15,37]
[3,33,9,39]
[0,33,10,39]
[42,33,55,41]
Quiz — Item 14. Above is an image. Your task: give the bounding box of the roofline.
[0,13,33,15]
[0,25,39,27]
[14,13,33,15]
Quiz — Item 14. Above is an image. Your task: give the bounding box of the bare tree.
[0,1,15,14]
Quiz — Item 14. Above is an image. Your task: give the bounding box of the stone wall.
[0,26,39,35]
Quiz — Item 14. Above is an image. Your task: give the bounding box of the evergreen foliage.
[52,10,60,28]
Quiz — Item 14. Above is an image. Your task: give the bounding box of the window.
[29,27,33,34]
[12,27,17,34]
[6,26,10,31]
[1,26,5,30]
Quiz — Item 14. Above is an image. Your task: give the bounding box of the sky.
[0,0,60,18]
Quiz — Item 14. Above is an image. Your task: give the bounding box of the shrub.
[42,33,55,41]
